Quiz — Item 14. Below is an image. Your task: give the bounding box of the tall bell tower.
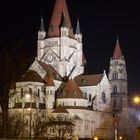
[37,0,85,78]
[108,37,128,111]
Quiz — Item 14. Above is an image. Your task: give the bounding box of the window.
[29,88,32,93]
[37,89,40,97]
[50,24,54,32]
[113,71,118,79]
[43,87,46,94]
[114,99,116,108]
[73,91,77,96]
[63,102,65,106]
[74,101,76,106]
[53,73,56,78]
[113,85,117,93]
[123,100,127,108]
[102,92,106,103]
[43,98,45,103]
[89,94,91,101]
[81,79,86,85]
[50,90,52,95]
[85,92,87,98]
[21,88,23,98]
[62,91,66,97]
[62,31,66,36]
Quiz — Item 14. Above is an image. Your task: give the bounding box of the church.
[8,0,128,139]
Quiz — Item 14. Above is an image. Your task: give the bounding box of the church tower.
[108,37,128,111]
[37,0,85,78]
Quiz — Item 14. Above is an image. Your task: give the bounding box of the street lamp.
[94,136,98,140]
[133,96,140,104]
[119,136,122,139]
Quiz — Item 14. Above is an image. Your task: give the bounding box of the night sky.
[0,0,140,91]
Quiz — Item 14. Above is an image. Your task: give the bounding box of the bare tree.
[45,114,74,140]
[33,112,48,138]
[117,109,138,140]
[0,41,33,137]
[6,112,25,137]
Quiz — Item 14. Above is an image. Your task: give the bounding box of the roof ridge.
[47,0,74,38]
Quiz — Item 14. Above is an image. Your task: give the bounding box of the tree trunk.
[1,102,8,137]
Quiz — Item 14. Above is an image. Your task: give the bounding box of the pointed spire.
[76,18,81,34]
[112,36,123,59]
[47,0,74,38]
[39,15,45,32]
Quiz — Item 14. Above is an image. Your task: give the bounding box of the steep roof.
[21,70,45,83]
[74,74,103,86]
[38,61,62,81]
[52,105,69,113]
[56,80,86,99]
[44,74,55,86]
[47,0,74,38]
[112,39,123,59]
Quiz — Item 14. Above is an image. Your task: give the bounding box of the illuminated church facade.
[8,0,128,139]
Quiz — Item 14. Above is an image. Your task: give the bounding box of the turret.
[60,15,69,37]
[37,16,46,60]
[38,16,46,40]
[75,19,82,43]
[45,75,55,109]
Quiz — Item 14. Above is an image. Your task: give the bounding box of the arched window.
[113,71,118,79]
[73,91,77,96]
[21,88,23,98]
[37,89,40,97]
[43,97,45,103]
[102,92,106,103]
[114,99,116,108]
[113,85,117,93]
[89,94,91,101]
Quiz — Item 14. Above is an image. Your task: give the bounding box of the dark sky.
[0,0,140,90]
